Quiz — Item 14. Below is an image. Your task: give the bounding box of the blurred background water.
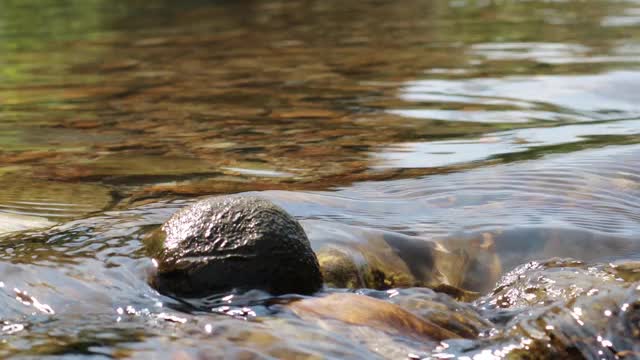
[0,0,639,358]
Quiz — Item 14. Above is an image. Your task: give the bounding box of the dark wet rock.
[147,195,323,296]
[145,196,498,300]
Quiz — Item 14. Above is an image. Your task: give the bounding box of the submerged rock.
[147,195,322,296]
[313,228,434,290]
[287,290,492,358]
[289,293,461,342]
[379,287,493,339]
[306,221,500,300]
[146,195,500,300]
[445,258,640,359]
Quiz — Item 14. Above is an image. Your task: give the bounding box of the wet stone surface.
[139,194,640,359]
[1,0,640,358]
[458,259,640,359]
[147,196,322,296]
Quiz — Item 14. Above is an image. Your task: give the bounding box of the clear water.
[1,0,640,358]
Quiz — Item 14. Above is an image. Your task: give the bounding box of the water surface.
[1,0,640,358]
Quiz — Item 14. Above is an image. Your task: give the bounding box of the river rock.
[452,258,640,359]
[305,220,500,300]
[147,195,323,296]
[289,292,461,342]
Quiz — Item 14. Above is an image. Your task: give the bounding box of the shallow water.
[1,0,640,358]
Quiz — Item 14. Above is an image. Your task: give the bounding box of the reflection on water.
[266,144,640,241]
[1,0,640,358]
[393,71,640,122]
[375,119,640,168]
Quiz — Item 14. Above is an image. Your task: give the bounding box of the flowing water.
[1,0,640,358]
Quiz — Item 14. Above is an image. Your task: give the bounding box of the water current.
[1,0,639,358]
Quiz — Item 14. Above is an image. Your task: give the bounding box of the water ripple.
[262,145,640,266]
[392,71,640,123]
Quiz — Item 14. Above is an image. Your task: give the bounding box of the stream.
[1,0,640,358]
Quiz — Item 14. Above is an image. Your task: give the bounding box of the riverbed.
[1,0,640,358]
